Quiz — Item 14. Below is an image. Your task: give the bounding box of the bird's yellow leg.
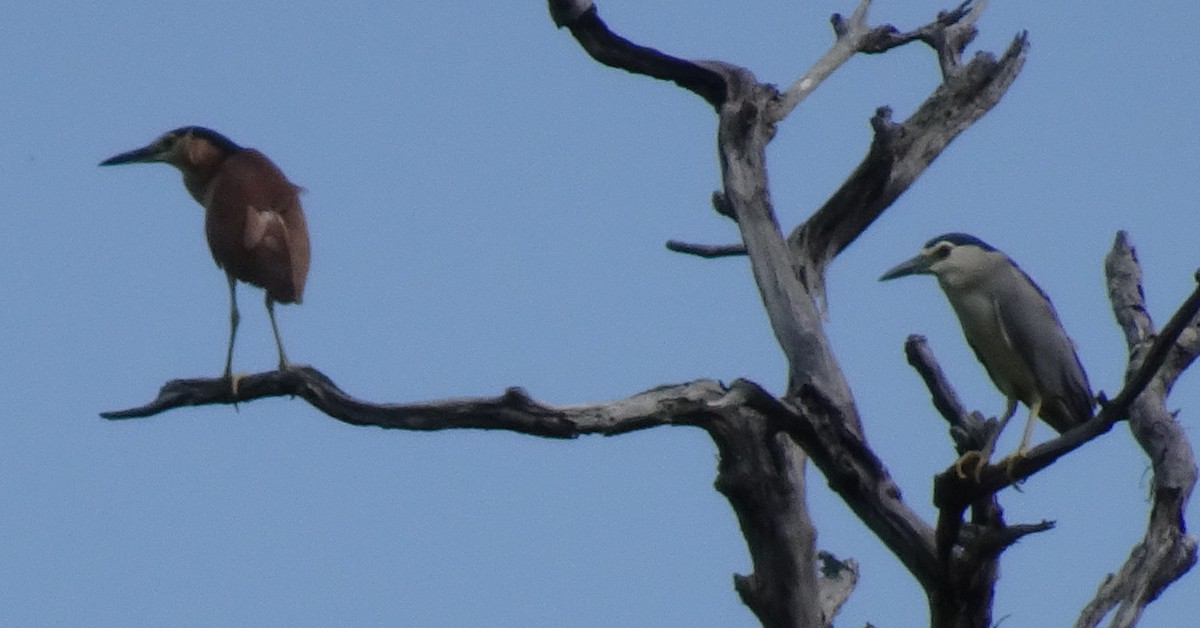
[1000,397,1042,481]
[266,296,290,371]
[224,274,242,395]
[954,398,1017,481]
[1016,398,1040,455]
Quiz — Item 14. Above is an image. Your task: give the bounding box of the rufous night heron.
[101,126,310,389]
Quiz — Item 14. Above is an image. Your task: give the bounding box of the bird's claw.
[997,450,1027,490]
[226,372,246,397]
[953,450,987,482]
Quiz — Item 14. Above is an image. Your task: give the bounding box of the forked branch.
[1076,233,1200,627]
[787,35,1026,304]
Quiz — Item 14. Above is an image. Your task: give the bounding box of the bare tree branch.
[770,0,892,120]
[881,0,987,80]
[552,2,1197,625]
[968,519,1054,555]
[664,4,1025,317]
[905,332,1023,623]
[665,240,746,258]
[772,0,983,120]
[903,334,996,454]
[716,418,822,627]
[659,6,1027,315]
[817,551,859,624]
[722,379,941,593]
[549,4,727,106]
[103,363,859,627]
[547,0,593,28]
[1075,233,1199,628]
[527,3,1034,625]
[102,367,725,437]
[788,34,1027,307]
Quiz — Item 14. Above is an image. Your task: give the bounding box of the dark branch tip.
[665,240,747,258]
[869,106,896,134]
[547,0,595,28]
[968,519,1058,557]
[937,1,973,25]
[830,13,848,38]
[502,386,535,407]
[860,25,901,53]
[817,550,856,577]
[711,190,736,219]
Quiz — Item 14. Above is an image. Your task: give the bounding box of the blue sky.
[2,1,1197,626]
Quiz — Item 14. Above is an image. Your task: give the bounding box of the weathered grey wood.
[787,36,1027,306]
[1074,234,1199,628]
[102,368,727,435]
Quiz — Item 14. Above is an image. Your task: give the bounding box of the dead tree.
[103,2,1198,626]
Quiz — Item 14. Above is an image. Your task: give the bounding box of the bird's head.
[879,233,1001,290]
[99,126,241,173]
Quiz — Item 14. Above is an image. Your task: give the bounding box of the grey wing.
[995,269,1094,432]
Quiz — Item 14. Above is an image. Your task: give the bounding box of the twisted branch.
[1075,233,1199,628]
[103,367,726,437]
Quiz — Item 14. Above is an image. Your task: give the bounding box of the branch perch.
[102,367,726,438]
[665,240,747,258]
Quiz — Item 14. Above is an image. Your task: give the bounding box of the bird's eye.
[934,245,952,260]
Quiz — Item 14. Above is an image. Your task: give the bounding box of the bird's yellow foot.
[996,450,1027,488]
[226,372,247,397]
[953,451,987,482]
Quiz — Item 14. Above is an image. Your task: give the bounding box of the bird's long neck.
[174,140,234,205]
[180,165,221,205]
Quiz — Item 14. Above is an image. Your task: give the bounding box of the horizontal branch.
[665,239,746,258]
[101,367,727,438]
[104,362,861,625]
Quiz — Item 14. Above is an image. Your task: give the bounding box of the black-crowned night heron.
[101,126,310,387]
[880,233,1093,469]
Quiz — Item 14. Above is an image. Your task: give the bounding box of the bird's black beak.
[879,253,934,281]
[99,144,164,166]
